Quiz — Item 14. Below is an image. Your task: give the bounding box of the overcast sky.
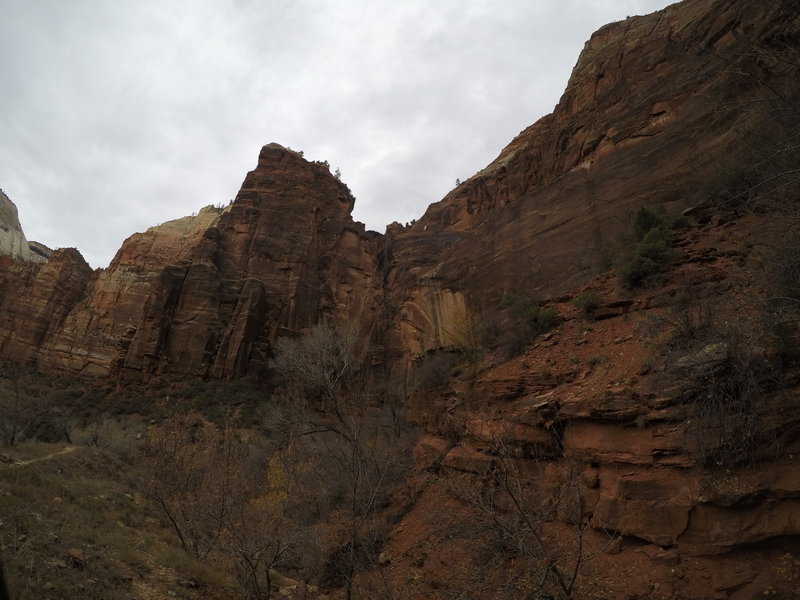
[0,0,672,268]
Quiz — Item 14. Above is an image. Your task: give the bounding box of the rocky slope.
[388,207,800,599]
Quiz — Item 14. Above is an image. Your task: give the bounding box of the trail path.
[0,444,76,466]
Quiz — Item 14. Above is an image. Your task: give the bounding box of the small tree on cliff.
[445,305,486,379]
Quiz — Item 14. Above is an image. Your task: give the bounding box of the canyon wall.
[1,146,384,379]
[0,189,48,263]
[2,1,796,378]
[385,0,799,359]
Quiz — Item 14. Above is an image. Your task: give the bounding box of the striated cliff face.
[0,248,95,363]
[0,145,384,378]
[0,189,30,262]
[386,0,799,359]
[2,0,796,378]
[396,215,800,597]
[374,2,800,596]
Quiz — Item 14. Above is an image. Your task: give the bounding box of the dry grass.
[0,443,235,600]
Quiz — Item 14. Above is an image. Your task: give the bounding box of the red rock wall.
[0,0,797,385]
[386,0,800,358]
[0,145,384,379]
[0,1,798,597]
[0,249,94,365]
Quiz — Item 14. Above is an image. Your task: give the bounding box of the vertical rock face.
[386,0,799,356]
[1,145,384,378]
[0,248,94,363]
[0,0,797,380]
[0,189,39,263]
[0,191,89,363]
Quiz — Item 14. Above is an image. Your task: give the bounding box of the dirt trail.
[1,444,77,466]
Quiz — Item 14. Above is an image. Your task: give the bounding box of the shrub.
[658,289,712,342]
[637,226,671,261]
[153,543,230,589]
[688,344,764,467]
[573,291,603,316]
[586,354,608,367]
[633,206,666,239]
[762,226,800,366]
[526,305,559,336]
[620,223,674,288]
[411,351,461,390]
[492,294,561,359]
[620,255,660,288]
[444,306,486,379]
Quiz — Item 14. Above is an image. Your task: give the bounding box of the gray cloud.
[0,0,671,267]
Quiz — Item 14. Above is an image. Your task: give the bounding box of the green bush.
[620,255,661,288]
[526,305,559,337]
[638,226,670,259]
[634,206,666,239]
[619,211,676,288]
[573,291,603,316]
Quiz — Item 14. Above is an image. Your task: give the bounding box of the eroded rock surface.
[0,189,48,263]
[1,146,384,378]
[2,0,796,380]
[384,0,800,360]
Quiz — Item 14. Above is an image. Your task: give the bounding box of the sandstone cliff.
[395,209,800,598]
[0,189,49,263]
[2,1,795,380]
[0,145,384,378]
[376,2,800,596]
[386,0,800,360]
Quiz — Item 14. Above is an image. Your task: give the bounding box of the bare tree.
[216,447,307,600]
[0,361,46,447]
[270,321,359,419]
[139,412,236,559]
[269,321,415,600]
[139,409,314,599]
[430,428,592,600]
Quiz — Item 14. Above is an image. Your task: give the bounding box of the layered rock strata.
[2,0,797,379]
[386,0,800,359]
[0,146,384,378]
[398,228,800,598]
[0,0,798,597]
